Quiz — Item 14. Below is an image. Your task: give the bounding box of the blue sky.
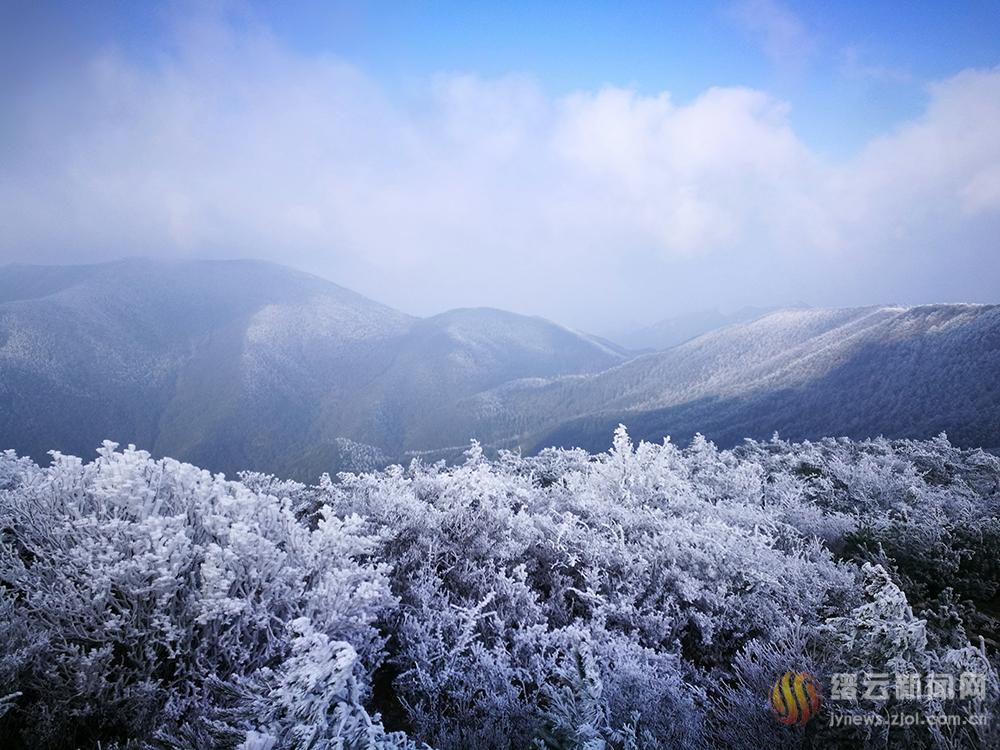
[1,1,999,330]
[67,0,1000,156]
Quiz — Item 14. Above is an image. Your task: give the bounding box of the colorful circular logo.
[770,671,821,725]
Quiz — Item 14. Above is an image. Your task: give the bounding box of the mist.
[1,4,999,333]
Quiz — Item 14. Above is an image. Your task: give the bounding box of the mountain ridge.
[463,302,1000,455]
[0,258,626,477]
[2,258,998,477]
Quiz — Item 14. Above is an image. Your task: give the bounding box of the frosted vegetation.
[1,429,998,749]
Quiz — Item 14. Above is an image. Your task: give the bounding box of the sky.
[1,1,999,333]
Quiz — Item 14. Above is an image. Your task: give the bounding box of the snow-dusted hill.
[0,259,626,477]
[464,303,1000,454]
[2,260,998,476]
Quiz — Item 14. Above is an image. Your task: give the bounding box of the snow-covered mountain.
[0,259,626,477]
[2,260,998,476]
[464,304,1000,454]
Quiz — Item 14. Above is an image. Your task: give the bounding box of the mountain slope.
[609,305,785,351]
[0,259,626,477]
[361,307,629,453]
[461,304,1000,453]
[2,260,998,476]
[0,259,415,475]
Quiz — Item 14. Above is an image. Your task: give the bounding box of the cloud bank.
[1,12,998,330]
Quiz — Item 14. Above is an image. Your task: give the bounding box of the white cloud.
[0,15,998,329]
[726,0,816,68]
[839,46,912,84]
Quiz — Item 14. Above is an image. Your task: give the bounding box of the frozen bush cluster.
[1,429,999,749]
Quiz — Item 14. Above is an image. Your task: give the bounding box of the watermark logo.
[770,671,822,726]
[769,669,992,730]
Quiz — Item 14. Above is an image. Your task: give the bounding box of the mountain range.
[1,258,997,478]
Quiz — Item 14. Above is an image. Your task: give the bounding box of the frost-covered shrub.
[0,443,398,749]
[2,430,999,749]
[318,430,1000,749]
